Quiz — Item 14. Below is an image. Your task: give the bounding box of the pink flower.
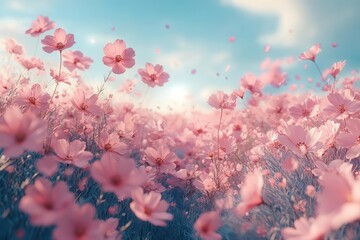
[19,178,74,226]
[51,139,93,168]
[138,63,169,87]
[14,84,50,113]
[236,169,263,216]
[102,39,135,74]
[240,73,263,96]
[144,146,177,173]
[278,125,321,157]
[281,217,328,240]
[71,88,102,116]
[4,39,24,55]
[99,218,119,240]
[312,159,352,180]
[330,60,346,78]
[26,15,55,37]
[91,155,144,199]
[41,28,75,53]
[16,56,44,71]
[324,91,360,120]
[97,131,129,159]
[53,204,102,240]
[207,91,237,110]
[299,44,321,61]
[336,118,360,159]
[0,106,47,157]
[316,171,360,230]
[289,97,320,119]
[50,68,71,85]
[194,211,223,240]
[63,50,93,72]
[130,187,173,226]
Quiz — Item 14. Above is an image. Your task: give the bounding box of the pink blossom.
[278,125,321,157]
[26,15,55,37]
[240,73,263,96]
[16,56,44,72]
[130,187,173,226]
[236,169,263,216]
[36,155,58,177]
[299,44,321,61]
[63,50,93,72]
[330,60,346,78]
[289,97,320,119]
[207,91,237,110]
[336,118,360,159]
[316,171,360,230]
[14,84,50,113]
[91,155,144,199]
[324,91,360,120]
[138,63,170,87]
[4,39,24,55]
[312,159,352,180]
[99,218,120,240]
[0,106,47,157]
[97,131,129,159]
[53,204,102,240]
[41,28,75,53]
[50,68,71,85]
[19,178,74,226]
[71,88,102,116]
[102,39,135,74]
[51,138,93,168]
[144,146,177,174]
[194,211,222,240]
[281,217,328,240]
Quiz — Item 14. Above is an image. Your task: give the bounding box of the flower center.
[74,225,86,237]
[28,97,36,105]
[73,58,80,64]
[15,132,26,143]
[56,42,64,49]
[144,206,152,216]
[104,143,112,151]
[110,175,122,186]
[150,74,157,81]
[338,104,346,114]
[302,109,310,117]
[43,201,54,210]
[357,136,360,144]
[296,142,308,154]
[201,224,210,234]
[115,55,122,62]
[155,157,163,166]
[80,103,88,111]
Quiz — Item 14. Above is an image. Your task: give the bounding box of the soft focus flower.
[42,28,75,53]
[323,91,360,120]
[71,88,102,116]
[130,187,173,226]
[97,131,129,159]
[102,39,135,74]
[19,178,74,226]
[336,118,360,159]
[99,218,119,240]
[278,125,321,157]
[194,211,223,240]
[144,146,177,174]
[0,106,47,157]
[50,68,71,85]
[63,50,93,71]
[240,73,263,96]
[26,15,55,37]
[53,204,102,240]
[236,169,263,216]
[16,56,44,72]
[4,39,24,55]
[299,44,321,61]
[208,91,237,110]
[52,139,93,168]
[138,63,169,87]
[91,155,144,199]
[281,217,329,240]
[14,84,50,113]
[330,60,346,78]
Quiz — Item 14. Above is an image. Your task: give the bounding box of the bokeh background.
[1,0,360,111]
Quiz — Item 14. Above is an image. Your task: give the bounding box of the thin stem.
[214,108,224,189]
[97,71,112,97]
[313,61,324,81]
[217,108,223,162]
[50,51,62,103]
[332,76,337,93]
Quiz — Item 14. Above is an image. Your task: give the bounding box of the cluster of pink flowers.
[1,16,360,240]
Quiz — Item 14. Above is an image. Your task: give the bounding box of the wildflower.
[138,63,169,87]
[102,39,135,74]
[42,28,75,53]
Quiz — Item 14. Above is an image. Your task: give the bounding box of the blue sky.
[1,0,360,111]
